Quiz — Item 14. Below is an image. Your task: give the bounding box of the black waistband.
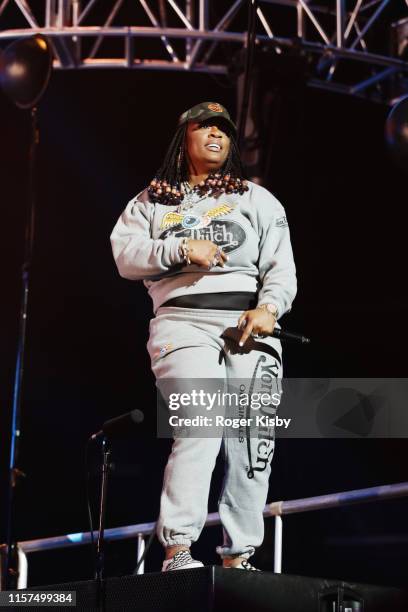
[161,292,257,311]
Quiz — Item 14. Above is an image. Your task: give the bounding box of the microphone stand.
[95,437,112,610]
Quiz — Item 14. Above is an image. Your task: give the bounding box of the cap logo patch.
[208,103,223,113]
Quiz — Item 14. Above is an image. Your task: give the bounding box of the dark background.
[1,60,407,587]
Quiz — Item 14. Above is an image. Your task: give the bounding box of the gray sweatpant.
[147,306,283,559]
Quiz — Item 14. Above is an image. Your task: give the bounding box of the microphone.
[91,409,144,440]
[272,328,310,344]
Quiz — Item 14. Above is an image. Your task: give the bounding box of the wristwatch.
[257,303,279,319]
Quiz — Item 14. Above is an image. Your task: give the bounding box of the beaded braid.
[147,124,248,206]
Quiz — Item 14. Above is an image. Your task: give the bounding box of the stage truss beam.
[0,1,407,103]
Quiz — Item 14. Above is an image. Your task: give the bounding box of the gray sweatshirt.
[110,181,297,316]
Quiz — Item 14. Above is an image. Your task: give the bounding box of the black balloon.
[0,35,52,109]
[385,95,408,172]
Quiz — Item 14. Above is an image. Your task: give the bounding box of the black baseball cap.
[178,101,236,132]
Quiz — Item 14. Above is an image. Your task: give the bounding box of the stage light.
[0,34,52,109]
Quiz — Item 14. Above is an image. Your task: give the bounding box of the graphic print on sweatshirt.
[158,203,247,254]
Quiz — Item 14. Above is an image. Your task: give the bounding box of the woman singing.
[110,101,297,571]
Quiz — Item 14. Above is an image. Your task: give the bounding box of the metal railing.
[11,480,408,589]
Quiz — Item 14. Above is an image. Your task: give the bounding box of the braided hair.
[148,123,248,206]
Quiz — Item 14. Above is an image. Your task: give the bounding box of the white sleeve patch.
[275,215,288,228]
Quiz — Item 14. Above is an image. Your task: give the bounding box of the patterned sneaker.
[238,559,261,571]
[162,550,204,572]
[224,559,261,571]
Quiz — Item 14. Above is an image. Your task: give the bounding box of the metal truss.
[0,1,407,103]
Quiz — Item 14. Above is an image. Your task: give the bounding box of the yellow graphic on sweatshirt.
[160,203,234,231]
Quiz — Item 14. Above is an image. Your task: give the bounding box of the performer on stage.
[110,102,297,571]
